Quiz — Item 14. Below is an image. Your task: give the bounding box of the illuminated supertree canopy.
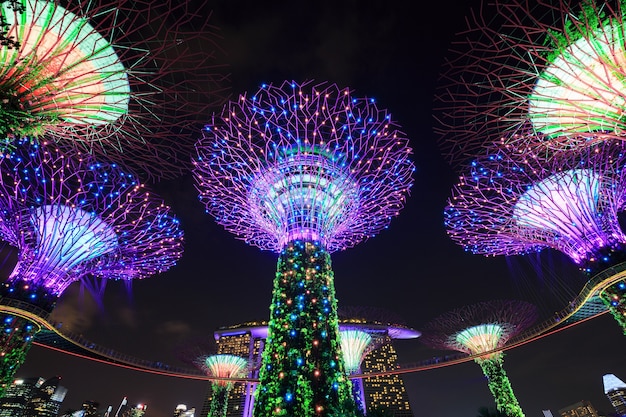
[1,0,227,180]
[445,138,626,333]
[434,0,626,169]
[194,80,414,417]
[200,354,249,417]
[421,300,538,417]
[445,139,626,274]
[0,138,184,393]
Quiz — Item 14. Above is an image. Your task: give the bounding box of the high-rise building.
[202,320,418,417]
[558,400,600,417]
[360,337,413,416]
[80,400,99,417]
[603,374,626,417]
[0,376,67,417]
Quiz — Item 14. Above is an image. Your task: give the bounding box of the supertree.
[420,300,538,417]
[199,354,249,417]
[1,0,227,180]
[193,80,415,417]
[0,137,184,393]
[445,139,626,332]
[339,329,379,414]
[433,0,626,169]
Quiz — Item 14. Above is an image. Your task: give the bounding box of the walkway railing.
[1,262,623,381]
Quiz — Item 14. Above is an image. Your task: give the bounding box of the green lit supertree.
[199,354,249,417]
[434,0,626,169]
[1,0,226,180]
[193,80,415,417]
[420,300,538,417]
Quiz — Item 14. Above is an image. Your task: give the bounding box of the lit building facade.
[0,376,67,417]
[604,374,626,417]
[203,320,417,417]
[360,338,413,416]
[558,400,600,417]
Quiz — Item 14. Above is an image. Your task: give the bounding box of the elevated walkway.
[1,261,622,382]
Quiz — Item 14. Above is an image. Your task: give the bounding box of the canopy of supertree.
[0,138,184,299]
[194,80,415,253]
[339,329,373,374]
[202,354,248,387]
[433,0,626,169]
[1,0,228,181]
[445,139,626,274]
[420,300,538,358]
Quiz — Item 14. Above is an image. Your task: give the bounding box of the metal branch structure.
[200,354,249,417]
[434,0,626,169]
[1,0,228,181]
[0,138,184,393]
[194,80,414,417]
[421,300,538,417]
[445,138,626,332]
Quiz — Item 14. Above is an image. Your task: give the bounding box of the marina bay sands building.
[202,319,419,417]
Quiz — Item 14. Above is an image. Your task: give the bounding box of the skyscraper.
[204,320,417,417]
[604,374,626,417]
[0,376,67,417]
[558,400,600,417]
[360,338,413,417]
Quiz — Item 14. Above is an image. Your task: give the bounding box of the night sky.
[13,0,626,416]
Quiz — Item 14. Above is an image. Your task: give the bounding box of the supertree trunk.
[476,354,525,417]
[350,378,366,415]
[254,240,354,417]
[0,314,37,396]
[209,384,232,417]
[600,280,626,335]
[0,278,58,396]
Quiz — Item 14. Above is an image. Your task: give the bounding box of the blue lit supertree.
[445,138,626,333]
[193,80,414,417]
[1,0,227,180]
[0,138,184,393]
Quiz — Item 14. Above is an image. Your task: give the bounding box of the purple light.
[445,139,626,266]
[0,139,184,297]
[194,80,414,252]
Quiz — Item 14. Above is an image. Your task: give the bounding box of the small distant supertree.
[445,139,626,332]
[199,354,249,417]
[340,329,380,414]
[0,138,184,394]
[421,300,538,417]
[194,80,414,417]
[1,0,227,180]
[434,0,626,168]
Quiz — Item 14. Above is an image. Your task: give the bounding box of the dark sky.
[14,0,626,416]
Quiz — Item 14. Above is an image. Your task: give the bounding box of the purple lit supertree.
[1,0,227,180]
[420,300,538,417]
[434,0,626,169]
[445,138,626,332]
[0,137,184,394]
[197,354,249,417]
[193,80,414,417]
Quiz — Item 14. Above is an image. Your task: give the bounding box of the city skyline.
[7,0,626,416]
